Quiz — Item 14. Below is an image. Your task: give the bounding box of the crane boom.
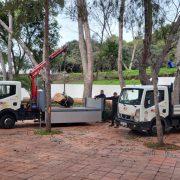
[29,45,67,104]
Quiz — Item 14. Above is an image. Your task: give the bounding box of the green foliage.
[51,40,82,73]
[13,75,30,90]
[94,79,140,85]
[97,35,118,70]
[95,35,131,71]
[152,24,177,62]
[53,35,133,74]
[0,0,64,74]
[53,67,176,85]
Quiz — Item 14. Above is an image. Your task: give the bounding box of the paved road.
[0,122,180,180]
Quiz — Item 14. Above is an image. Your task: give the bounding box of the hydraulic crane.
[29,45,67,106]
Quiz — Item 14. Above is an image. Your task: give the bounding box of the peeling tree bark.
[173,70,180,105]
[77,12,89,98]
[150,16,180,145]
[0,51,7,80]
[151,66,164,145]
[129,41,138,70]
[7,12,13,80]
[139,0,152,85]
[44,0,51,132]
[173,37,180,105]
[117,0,125,89]
[84,20,94,97]
[77,0,94,98]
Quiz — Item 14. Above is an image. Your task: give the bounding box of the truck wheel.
[0,115,15,129]
[149,120,165,136]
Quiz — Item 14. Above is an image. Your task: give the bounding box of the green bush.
[13,75,31,90]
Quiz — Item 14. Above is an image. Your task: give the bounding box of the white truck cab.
[0,81,22,128]
[117,85,180,134]
[0,81,21,111]
[0,81,41,128]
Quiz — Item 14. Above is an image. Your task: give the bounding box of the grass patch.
[94,79,140,85]
[53,67,176,85]
[145,142,180,151]
[34,129,63,136]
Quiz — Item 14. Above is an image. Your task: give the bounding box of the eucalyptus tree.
[91,0,116,44]
[0,0,63,76]
[150,15,180,145]
[67,0,94,97]
[117,0,126,88]
[44,0,51,132]
[173,37,180,107]
[124,1,143,70]
[77,0,94,98]
[126,0,179,85]
[0,51,6,80]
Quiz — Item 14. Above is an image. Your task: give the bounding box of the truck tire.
[149,119,165,136]
[0,115,15,129]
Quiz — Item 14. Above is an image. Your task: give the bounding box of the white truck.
[117,85,180,134]
[0,81,103,128]
[0,81,44,128]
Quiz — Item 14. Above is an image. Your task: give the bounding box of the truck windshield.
[119,88,143,105]
[0,85,16,99]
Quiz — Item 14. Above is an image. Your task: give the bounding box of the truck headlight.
[134,109,140,121]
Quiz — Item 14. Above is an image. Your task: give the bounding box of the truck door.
[144,90,168,121]
[0,84,20,110]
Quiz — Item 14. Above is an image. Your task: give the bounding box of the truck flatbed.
[51,106,101,112]
[51,106,102,124]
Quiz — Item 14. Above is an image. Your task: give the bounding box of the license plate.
[121,122,127,126]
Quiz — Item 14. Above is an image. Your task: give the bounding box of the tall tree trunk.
[0,51,7,80]
[84,21,94,97]
[7,12,13,80]
[173,70,180,105]
[173,37,180,105]
[151,67,164,145]
[150,16,179,145]
[44,0,51,132]
[129,41,138,70]
[117,0,125,88]
[77,0,94,98]
[77,11,88,98]
[139,0,152,85]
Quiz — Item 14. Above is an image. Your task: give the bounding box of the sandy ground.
[0,121,180,180]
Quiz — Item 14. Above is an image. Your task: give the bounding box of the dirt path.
[0,121,180,180]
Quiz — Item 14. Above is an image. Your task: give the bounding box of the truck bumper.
[116,118,151,131]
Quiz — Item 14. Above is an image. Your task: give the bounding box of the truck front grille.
[119,114,132,120]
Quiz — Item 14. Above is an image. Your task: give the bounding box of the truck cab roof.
[123,85,168,90]
[0,81,21,86]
